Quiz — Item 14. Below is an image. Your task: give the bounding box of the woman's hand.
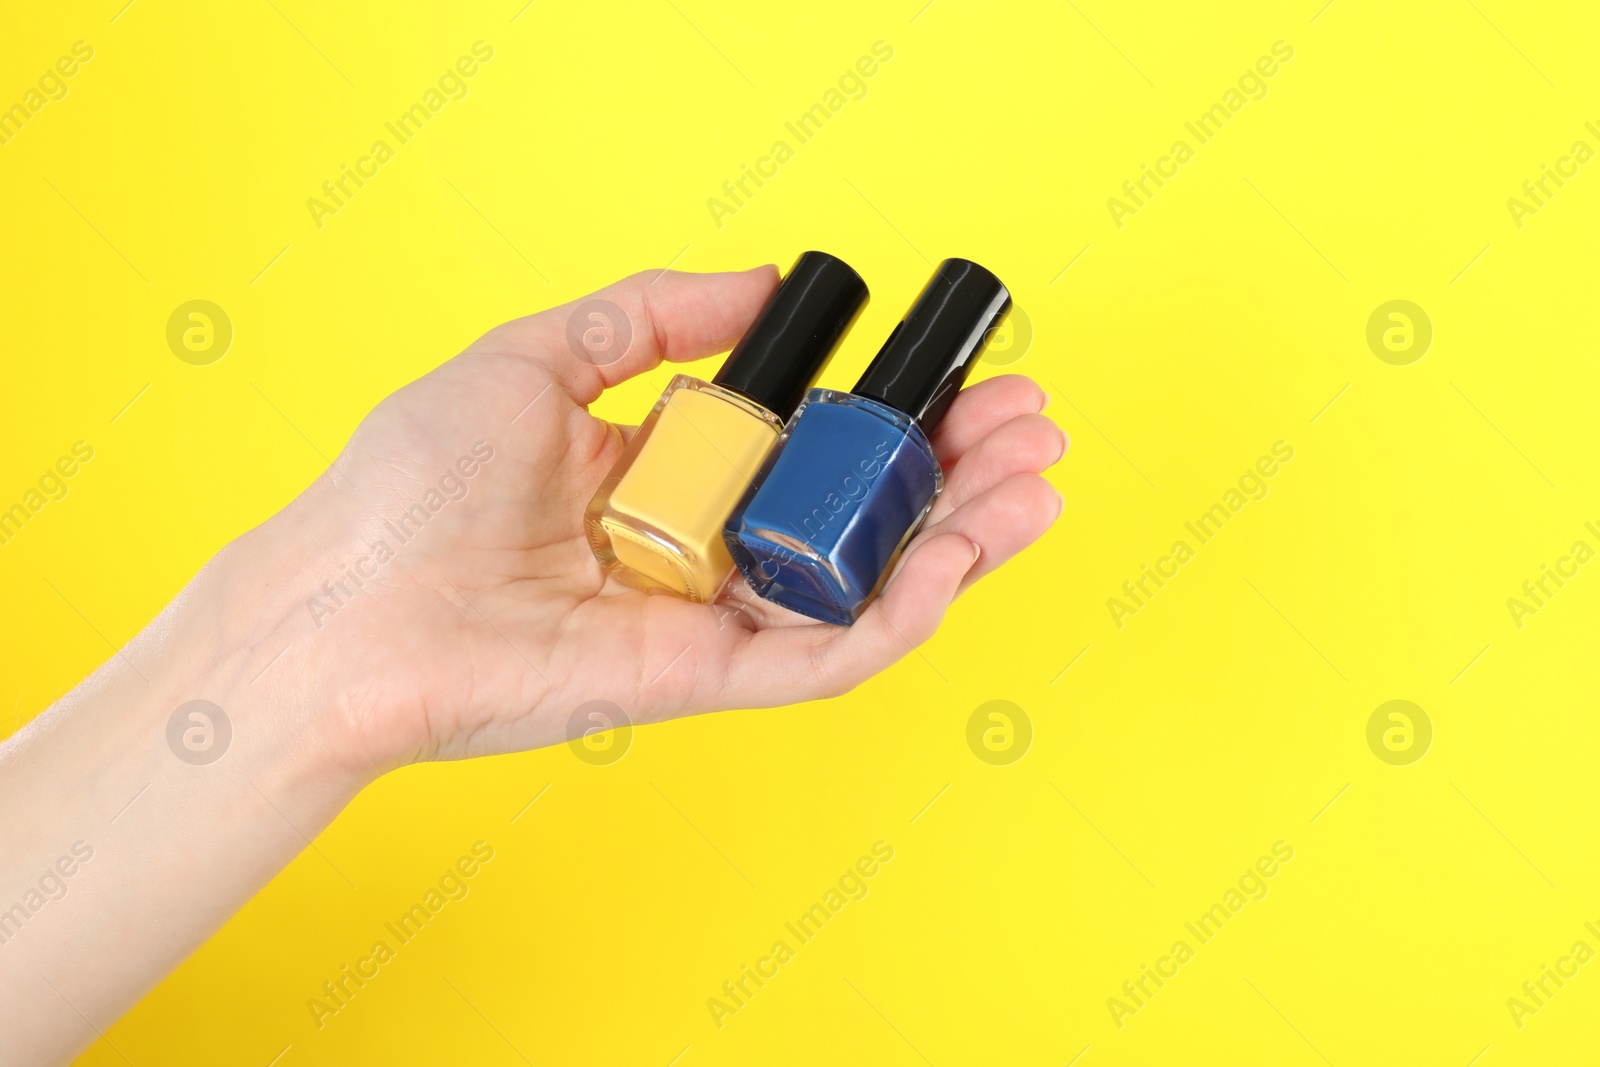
[255,265,1067,776]
[0,266,1064,1066]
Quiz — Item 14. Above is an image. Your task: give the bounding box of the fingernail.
[1039,390,1052,412]
[969,539,982,567]
[1052,489,1066,521]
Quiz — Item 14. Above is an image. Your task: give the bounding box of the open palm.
[264,266,1066,771]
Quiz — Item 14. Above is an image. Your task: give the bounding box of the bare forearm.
[0,543,364,1066]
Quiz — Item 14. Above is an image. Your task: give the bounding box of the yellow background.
[4,0,1599,1062]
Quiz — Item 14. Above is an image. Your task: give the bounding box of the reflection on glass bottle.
[725,259,1012,625]
[585,252,868,601]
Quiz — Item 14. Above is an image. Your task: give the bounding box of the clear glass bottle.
[584,252,868,601]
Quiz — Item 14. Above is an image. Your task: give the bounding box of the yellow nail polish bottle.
[585,252,868,600]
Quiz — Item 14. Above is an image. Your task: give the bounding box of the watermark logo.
[966,700,1032,766]
[982,305,1033,366]
[166,700,231,765]
[1506,122,1600,230]
[1106,40,1294,229]
[1506,923,1600,1030]
[795,439,892,541]
[566,299,632,367]
[166,300,232,366]
[1506,522,1599,629]
[0,840,93,947]
[1108,441,1295,629]
[1366,300,1431,366]
[0,440,94,548]
[1108,841,1295,1028]
[707,841,894,1030]
[707,41,895,229]
[1366,700,1431,766]
[307,443,495,629]
[305,42,495,230]
[566,700,632,766]
[307,840,495,1029]
[0,40,94,148]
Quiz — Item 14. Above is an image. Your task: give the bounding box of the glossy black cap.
[712,251,868,419]
[853,259,1012,430]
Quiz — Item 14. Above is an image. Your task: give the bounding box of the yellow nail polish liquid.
[587,378,782,598]
[584,252,868,601]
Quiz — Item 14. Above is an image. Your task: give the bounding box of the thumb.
[514,265,781,403]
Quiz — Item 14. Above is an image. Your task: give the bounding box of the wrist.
[160,525,379,799]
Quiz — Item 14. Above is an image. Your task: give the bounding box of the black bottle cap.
[712,251,868,419]
[852,259,1012,431]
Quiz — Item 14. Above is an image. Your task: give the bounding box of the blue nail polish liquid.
[723,390,941,625]
[725,259,1011,625]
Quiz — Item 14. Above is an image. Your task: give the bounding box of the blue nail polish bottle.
[723,259,1012,625]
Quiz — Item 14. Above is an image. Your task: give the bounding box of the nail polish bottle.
[723,259,1011,625]
[585,252,868,601]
